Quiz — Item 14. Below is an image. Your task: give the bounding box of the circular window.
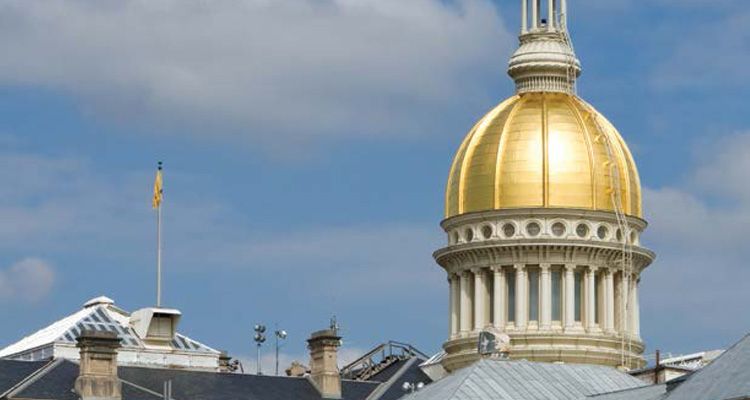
[526,222,541,237]
[576,223,590,238]
[630,231,638,244]
[597,225,609,240]
[551,222,567,237]
[616,229,623,242]
[452,231,460,244]
[481,225,493,240]
[502,223,516,238]
[465,228,474,242]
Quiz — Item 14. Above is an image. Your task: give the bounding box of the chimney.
[75,330,122,400]
[218,351,233,372]
[307,329,342,399]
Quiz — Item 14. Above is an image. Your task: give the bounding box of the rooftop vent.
[83,296,115,308]
[130,308,181,345]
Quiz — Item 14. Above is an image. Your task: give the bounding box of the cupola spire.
[509,0,581,94]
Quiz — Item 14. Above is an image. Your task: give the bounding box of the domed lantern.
[435,0,655,372]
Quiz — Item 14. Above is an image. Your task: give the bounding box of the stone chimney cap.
[76,329,121,345]
[308,329,341,340]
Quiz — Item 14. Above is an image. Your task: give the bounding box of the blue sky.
[0,0,748,368]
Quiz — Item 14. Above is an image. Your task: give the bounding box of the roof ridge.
[662,333,750,400]
[120,378,168,399]
[1,358,64,398]
[586,382,666,398]
[0,307,96,358]
[442,358,486,400]
[365,357,419,400]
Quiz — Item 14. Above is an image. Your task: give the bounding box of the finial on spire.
[510,0,581,94]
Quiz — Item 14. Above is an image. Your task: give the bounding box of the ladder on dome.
[558,10,577,95]
[558,9,637,370]
[599,114,636,370]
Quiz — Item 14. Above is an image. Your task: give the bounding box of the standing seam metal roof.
[403,359,647,400]
[662,334,750,400]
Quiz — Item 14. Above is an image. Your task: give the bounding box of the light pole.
[253,324,266,375]
[274,329,287,376]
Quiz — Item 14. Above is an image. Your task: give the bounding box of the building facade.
[435,0,655,372]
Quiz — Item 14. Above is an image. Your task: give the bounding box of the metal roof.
[586,384,667,400]
[0,297,218,360]
[403,358,647,400]
[663,334,750,400]
[1,359,380,400]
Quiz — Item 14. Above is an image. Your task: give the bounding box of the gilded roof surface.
[446,93,641,218]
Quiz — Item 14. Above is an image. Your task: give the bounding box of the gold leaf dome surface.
[446,92,642,218]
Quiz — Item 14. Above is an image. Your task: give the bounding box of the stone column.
[514,264,527,330]
[635,279,641,338]
[531,0,539,30]
[548,0,555,30]
[522,0,528,33]
[564,264,576,329]
[540,264,552,329]
[629,277,640,338]
[473,268,486,331]
[620,272,630,336]
[492,267,505,330]
[585,267,598,331]
[450,274,460,338]
[460,271,471,334]
[605,270,615,333]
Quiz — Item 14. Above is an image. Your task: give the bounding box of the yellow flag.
[152,166,163,209]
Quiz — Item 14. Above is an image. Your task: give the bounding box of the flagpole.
[157,200,162,308]
[156,161,163,308]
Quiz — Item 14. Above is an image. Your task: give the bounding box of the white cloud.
[650,4,750,90]
[640,131,750,350]
[0,147,445,309]
[0,0,510,152]
[0,258,56,302]
[186,224,445,298]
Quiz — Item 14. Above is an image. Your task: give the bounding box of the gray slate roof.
[664,334,750,400]
[402,358,647,400]
[0,359,380,400]
[587,384,667,400]
[0,360,48,397]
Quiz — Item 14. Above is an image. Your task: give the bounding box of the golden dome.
[446,92,641,218]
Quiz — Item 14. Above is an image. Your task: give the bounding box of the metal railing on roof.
[340,341,428,381]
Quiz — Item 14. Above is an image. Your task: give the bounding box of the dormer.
[130,308,181,345]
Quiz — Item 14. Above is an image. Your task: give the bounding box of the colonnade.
[447,264,640,339]
[521,0,567,34]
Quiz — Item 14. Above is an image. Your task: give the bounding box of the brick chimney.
[75,330,122,400]
[307,329,342,399]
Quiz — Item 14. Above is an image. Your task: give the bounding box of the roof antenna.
[330,316,340,333]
